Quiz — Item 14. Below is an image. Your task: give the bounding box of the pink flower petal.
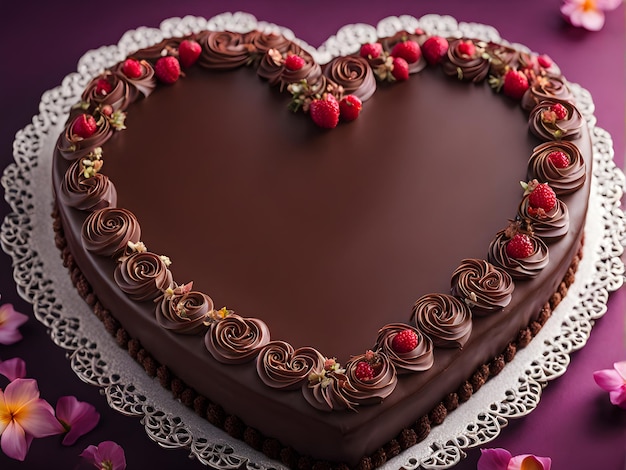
[596,0,623,10]
[0,420,29,461]
[0,357,27,382]
[609,386,626,409]
[0,304,28,346]
[3,378,40,405]
[509,454,551,470]
[594,368,625,391]
[478,448,513,470]
[81,440,127,470]
[614,361,626,380]
[56,395,100,446]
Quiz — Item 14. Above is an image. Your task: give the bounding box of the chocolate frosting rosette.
[442,39,491,83]
[59,157,117,211]
[487,223,549,280]
[528,99,583,142]
[411,293,472,349]
[204,312,270,364]
[57,114,113,161]
[196,31,251,70]
[322,55,376,101]
[128,37,183,62]
[342,351,397,406]
[156,282,213,335]
[375,323,434,373]
[111,59,157,100]
[518,195,569,241]
[303,359,358,412]
[450,258,514,315]
[114,251,173,302]
[380,30,427,74]
[521,75,574,112]
[244,30,295,57]
[257,48,322,90]
[256,341,325,390]
[527,141,586,196]
[81,71,134,112]
[81,207,141,258]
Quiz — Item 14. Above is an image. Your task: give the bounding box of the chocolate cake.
[51,24,591,468]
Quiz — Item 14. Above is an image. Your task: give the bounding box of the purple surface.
[0,1,624,468]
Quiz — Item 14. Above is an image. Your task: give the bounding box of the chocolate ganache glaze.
[52,29,592,467]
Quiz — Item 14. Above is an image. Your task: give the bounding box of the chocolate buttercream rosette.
[59,157,117,211]
[441,38,491,83]
[57,113,113,161]
[487,224,549,280]
[256,341,325,390]
[196,31,250,70]
[411,293,472,349]
[518,195,569,241]
[257,47,322,91]
[303,364,358,412]
[204,312,270,364]
[81,207,141,258]
[380,30,427,74]
[115,251,173,302]
[322,55,376,101]
[527,141,586,196]
[528,99,583,142]
[110,59,157,100]
[521,75,574,112]
[450,258,514,315]
[375,323,434,373]
[156,283,213,335]
[243,30,294,56]
[342,351,397,406]
[81,71,135,113]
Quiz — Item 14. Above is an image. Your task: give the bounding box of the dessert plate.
[2,12,624,469]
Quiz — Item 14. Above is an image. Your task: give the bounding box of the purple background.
[1,1,624,468]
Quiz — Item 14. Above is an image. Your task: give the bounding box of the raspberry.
[121,58,143,79]
[178,39,202,68]
[155,56,181,84]
[339,95,362,121]
[72,114,97,138]
[284,54,306,71]
[456,40,476,58]
[421,36,449,65]
[537,54,553,69]
[391,40,421,64]
[359,42,383,59]
[309,94,340,129]
[547,150,571,168]
[95,78,113,95]
[528,182,557,211]
[506,233,534,259]
[391,329,418,354]
[502,69,529,100]
[550,103,568,120]
[354,361,375,381]
[391,56,409,81]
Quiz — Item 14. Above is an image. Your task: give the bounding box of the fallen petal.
[56,395,100,446]
[0,357,27,382]
[478,448,512,470]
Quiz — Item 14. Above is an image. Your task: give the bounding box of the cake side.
[51,28,593,467]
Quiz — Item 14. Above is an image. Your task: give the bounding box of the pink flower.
[80,440,127,470]
[478,448,552,470]
[593,360,626,409]
[55,395,100,446]
[0,378,65,460]
[560,0,623,31]
[0,303,28,345]
[0,357,27,382]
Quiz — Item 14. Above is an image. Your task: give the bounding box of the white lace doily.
[2,13,625,470]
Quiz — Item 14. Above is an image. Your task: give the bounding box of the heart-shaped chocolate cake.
[52,16,591,468]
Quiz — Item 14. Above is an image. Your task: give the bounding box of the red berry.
[354,361,375,381]
[391,56,409,81]
[178,39,202,67]
[71,114,97,138]
[422,36,449,65]
[359,42,383,59]
[537,54,553,69]
[528,182,557,211]
[502,69,529,100]
[155,56,181,84]
[121,58,143,79]
[339,95,362,121]
[547,150,571,168]
[284,54,306,71]
[309,94,340,129]
[505,233,534,259]
[391,329,418,354]
[456,40,476,58]
[550,103,568,120]
[95,78,113,95]
[391,40,421,64]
